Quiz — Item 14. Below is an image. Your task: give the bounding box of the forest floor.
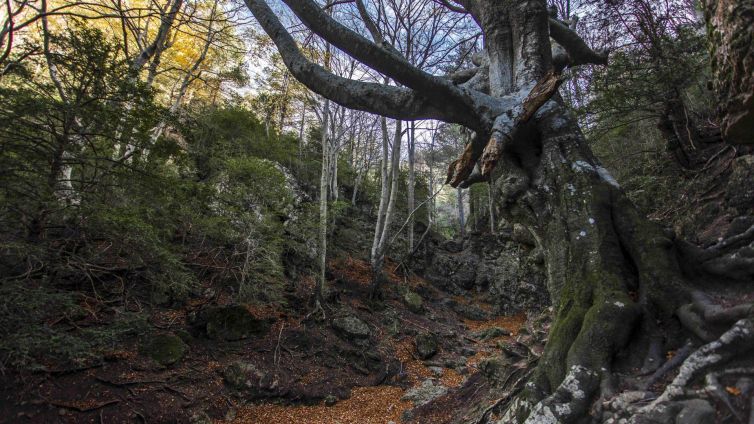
[0,254,528,424]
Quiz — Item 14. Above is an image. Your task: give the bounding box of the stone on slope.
[332,315,371,339]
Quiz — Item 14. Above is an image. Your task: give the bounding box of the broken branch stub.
[445,141,478,186]
[448,71,564,187]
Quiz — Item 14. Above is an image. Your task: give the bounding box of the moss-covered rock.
[479,356,512,385]
[415,332,438,360]
[473,326,511,341]
[332,315,370,340]
[404,291,424,314]
[141,333,187,366]
[324,394,338,406]
[223,361,265,390]
[191,305,271,341]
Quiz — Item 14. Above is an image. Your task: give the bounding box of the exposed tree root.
[641,340,694,390]
[644,318,754,407]
[678,291,754,342]
[678,224,754,280]
[523,365,599,424]
[677,304,719,342]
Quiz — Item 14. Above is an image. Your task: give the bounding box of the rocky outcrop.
[704,0,754,144]
[401,379,448,406]
[425,231,549,314]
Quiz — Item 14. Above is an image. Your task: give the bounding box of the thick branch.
[548,17,607,68]
[245,0,477,125]
[277,0,500,125]
[447,66,479,84]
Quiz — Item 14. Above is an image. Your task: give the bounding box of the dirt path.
[227,313,526,424]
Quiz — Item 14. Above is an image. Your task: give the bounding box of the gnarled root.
[523,365,599,424]
[677,290,754,342]
[649,318,754,406]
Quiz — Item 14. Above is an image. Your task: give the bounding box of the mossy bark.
[489,100,691,420]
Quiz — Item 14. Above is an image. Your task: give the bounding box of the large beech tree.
[245,0,754,422]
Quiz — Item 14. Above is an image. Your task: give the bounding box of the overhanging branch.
[277,0,497,124]
[245,0,477,125]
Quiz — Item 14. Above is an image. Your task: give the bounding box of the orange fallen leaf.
[666,350,675,359]
[725,386,742,396]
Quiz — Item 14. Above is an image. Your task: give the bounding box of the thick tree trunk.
[516,104,689,420]
[471,1,695,421]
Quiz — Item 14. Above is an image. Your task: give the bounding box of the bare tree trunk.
[456,187,465,238]
[315,34,333,311]
[150,0,218,145]
[427,127,436,230]
[316,97,330,307]
[407,120,416,252]
[488,180,494,234]
[351,127,372,206]
[40,0,80,205]
[371,116,391,264]
[277,72,291,131]
[298,102,306,165]
[329,150,338,201]
[370,118,401,295]
[114,0,184,161]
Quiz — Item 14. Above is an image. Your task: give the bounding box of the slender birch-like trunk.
[456,187,465,238]
[406,120,416,252]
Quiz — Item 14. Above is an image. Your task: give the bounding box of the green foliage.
[208,157,295,303]
[0,23,316,370]
[0,23,159,231]
[580,19,712,219]
[182,106,299,180]
[0,280,148,368]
